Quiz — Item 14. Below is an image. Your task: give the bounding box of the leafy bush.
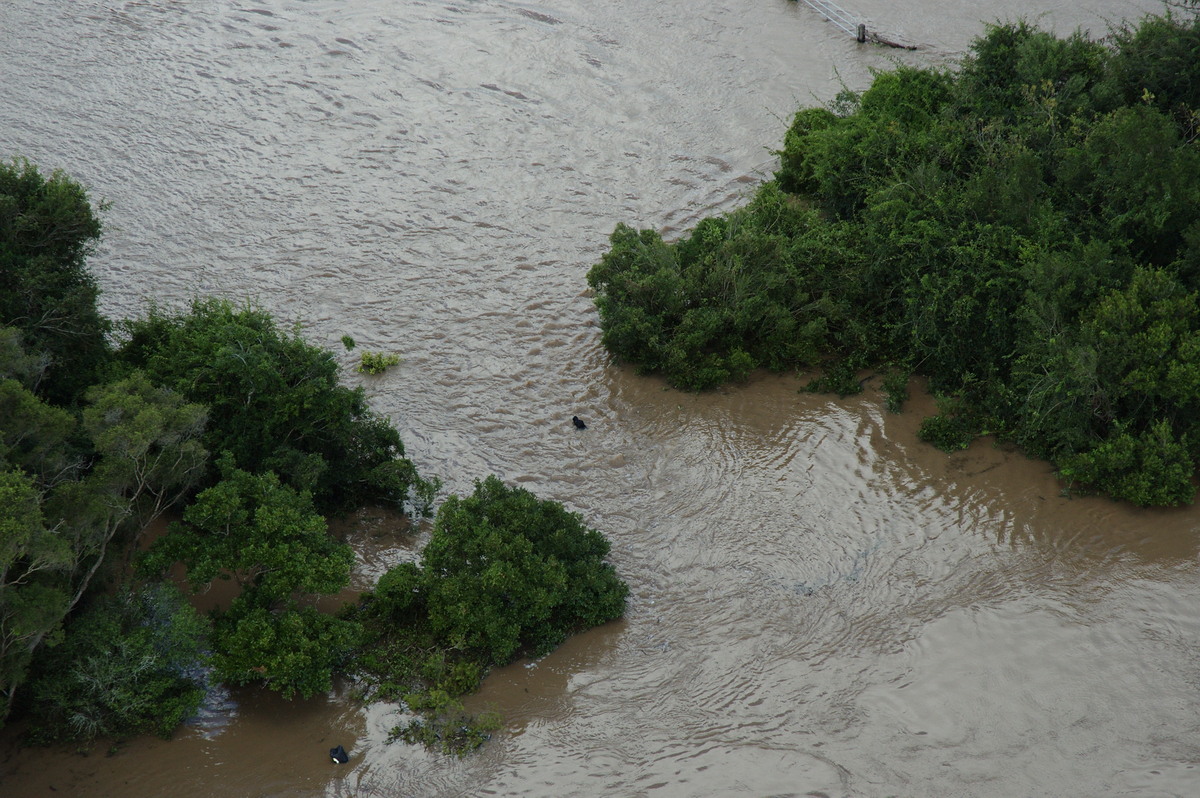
[349,476,628,752]
[588,187,832,391]
[1058,419,1195,506]
[421,475,628,665]
[211,597,361,699]
[387,689,502,756]
[358,351,401,374]
[141,457,360,698]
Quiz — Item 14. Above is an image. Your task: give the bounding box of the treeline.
[0,159,626,750]
[587,13,1200,506]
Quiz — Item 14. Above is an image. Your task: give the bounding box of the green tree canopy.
[0,159,108,406]
[420,476,628,665]
[141,457,359,698]
[117,298,422,513]
[349,477,628,752]
[23,583,209,744]
[143,457,353,601]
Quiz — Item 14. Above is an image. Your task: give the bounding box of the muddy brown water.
[2,1,1196,796]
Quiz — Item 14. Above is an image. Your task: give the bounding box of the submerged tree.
[117,298,428,514]
[0,343,209,725]
[23,583,209,744]
[141,457,359,698]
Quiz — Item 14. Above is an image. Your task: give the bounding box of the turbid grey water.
[2,1,1195,796]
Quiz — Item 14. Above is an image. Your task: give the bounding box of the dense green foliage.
[117,298,424,514]
[0,162,442,740]
[0,337,209,727]
[23,584,208,744]
[421,476,628,664]
[1,156,617,752]
[140,458,360,698]
[0,159,109,405]
[588,13,1200,506]
[349,476,628,754]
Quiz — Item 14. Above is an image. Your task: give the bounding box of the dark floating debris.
[572,415,587,429]
[865,29,919,50]
[330,744,349,764]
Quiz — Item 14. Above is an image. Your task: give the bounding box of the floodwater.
[2,1,1195,796]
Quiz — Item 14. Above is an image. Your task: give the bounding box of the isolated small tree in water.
[350,476,629,754]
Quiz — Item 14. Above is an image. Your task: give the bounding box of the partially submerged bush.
[350,476,629,754]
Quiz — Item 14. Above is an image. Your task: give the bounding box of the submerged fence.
[791,0,917,49]
[794,0,861,38]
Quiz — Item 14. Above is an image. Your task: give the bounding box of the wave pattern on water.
[0,1,1193,797]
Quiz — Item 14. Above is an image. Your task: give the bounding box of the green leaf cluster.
[358,351,401,374]
[588,12,1200,505]
[349,476,628,753]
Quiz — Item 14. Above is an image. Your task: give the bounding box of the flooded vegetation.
[2,1,1195,796]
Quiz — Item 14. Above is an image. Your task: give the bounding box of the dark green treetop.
[0,159,108,406]
[117,297,423,513]
[421,475,628,665]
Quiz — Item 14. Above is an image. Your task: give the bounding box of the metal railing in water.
[793,0,860,38]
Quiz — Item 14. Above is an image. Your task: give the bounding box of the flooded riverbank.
[2,1,1192,795]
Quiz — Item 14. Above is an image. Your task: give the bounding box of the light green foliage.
[0,159,108,406]
[0,371,78,725]
[881,370,910,413]
[118,298,425,513]
[0,374,77,482]
[24,583,209,744]
[358,351,401,374]
[588,13,1200,505]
